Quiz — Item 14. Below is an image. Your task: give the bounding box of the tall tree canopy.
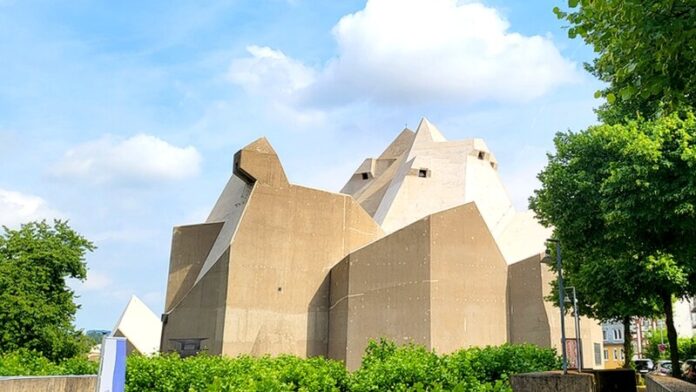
[0,220,95,361]
[554,0,696,123]
[531,111,696,373]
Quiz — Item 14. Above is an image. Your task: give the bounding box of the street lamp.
[545,238,568,374]
[565,286,583,371]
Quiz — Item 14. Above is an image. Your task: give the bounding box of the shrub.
[125,353,349,392]
[349,340,560,392]
[350,339,449,391]
[0,341,560,391]
[0,349,97,376]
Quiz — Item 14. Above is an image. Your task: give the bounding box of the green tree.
[554,0,696,123]
[531,111,696,374]
[0,220,95,361]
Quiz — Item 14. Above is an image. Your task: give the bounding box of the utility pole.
[547,239,568,374]
[567,287,583,371]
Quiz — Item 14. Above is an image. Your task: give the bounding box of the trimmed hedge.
[0,341,560,391]
[0,348,98,376]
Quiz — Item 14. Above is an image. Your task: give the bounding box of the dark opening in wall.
[418,169,428,178]
[361,172,369,180]
[478,151,485,160]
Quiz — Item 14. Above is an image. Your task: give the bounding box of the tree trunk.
[661,292,681,378]
[623,316,634,368]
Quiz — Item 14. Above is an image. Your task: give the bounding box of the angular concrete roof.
[112,295,162,355]
[341,117,552,264]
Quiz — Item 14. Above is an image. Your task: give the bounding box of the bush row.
[0,341,560,391]
[0,348,99,376]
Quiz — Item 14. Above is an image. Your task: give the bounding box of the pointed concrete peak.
[235,136,289,187]
[379,128,416,159]
[414,117,447,144]
[243,137,277,155]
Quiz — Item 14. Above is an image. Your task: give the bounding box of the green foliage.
[0,341,560,391]
[0,220,96,361]
[530,111,696,374]
[645,331,696,362]
[555,0,696,122]
[84,330,110,346]
[0,349,98,376]
[126,353,349,392]
[530,112,696,321]
[349,339,560,392]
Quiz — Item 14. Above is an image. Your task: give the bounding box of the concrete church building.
[161,118,603,370]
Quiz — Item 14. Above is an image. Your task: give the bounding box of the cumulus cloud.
[228,0,578,107]
[79,270,113,291]
[228,45,316,99]
[51,134,202,185]
[0,189,63,227]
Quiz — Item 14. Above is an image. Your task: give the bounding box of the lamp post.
[566,286,583,371]
[546,239,568,374]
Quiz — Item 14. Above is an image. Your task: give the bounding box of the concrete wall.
[0,376,97,392]
[162,249,230,354]
[328,203,509,370]
[222,183,382,358]
[429,203,508,351]
[165,222,224,312]
[507,255,552,347]
[646,374,696,392]
[329,217,431,370]
[163,137,384,359]
[508,254,604,369]
[510,372,595,392]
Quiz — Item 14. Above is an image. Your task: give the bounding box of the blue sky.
[0,0,603,330]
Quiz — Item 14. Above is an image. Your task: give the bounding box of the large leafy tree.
[0,220,95,361]
[554,0,696,123]
[531,112,696,373]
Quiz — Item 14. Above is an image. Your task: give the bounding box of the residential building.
[602,321,625,369]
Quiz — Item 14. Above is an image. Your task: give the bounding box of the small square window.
[478,151,485,160]
[361,173,369,180]
[418,169,427,178]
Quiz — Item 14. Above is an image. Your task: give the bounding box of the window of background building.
[603,349,608,360]
[613,349,618,360]
[603,330,607,340]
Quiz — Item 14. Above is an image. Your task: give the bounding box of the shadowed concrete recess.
[161,118,603,369]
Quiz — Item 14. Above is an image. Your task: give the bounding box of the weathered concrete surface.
[0,376,97,392]
[163,121,606,369]
[329,203,508,370]
[647,375,696,392]
[510,371,595,392]
[508,255,604,369]
[341,118,604,369]
[162,137,384,358]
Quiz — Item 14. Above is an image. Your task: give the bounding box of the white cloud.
[228,0,578,108]
[228,45,315,98]
[51,134,202,185]
[80,270,113,291]
[0,188,63,228]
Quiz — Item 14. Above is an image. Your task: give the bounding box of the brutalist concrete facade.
[161,118,604,369]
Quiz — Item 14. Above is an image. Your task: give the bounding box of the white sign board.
[97,337,126,392]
